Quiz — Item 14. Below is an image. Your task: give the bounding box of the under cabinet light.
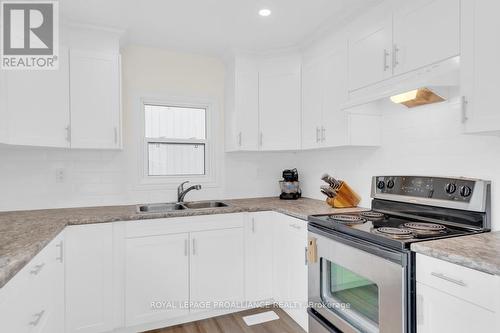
[390,88,445,108]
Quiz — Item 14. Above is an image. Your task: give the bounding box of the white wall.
[0,45,295,211]
[297,97,500,230]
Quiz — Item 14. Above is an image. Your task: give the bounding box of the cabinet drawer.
[0,232,64,333]
[416,254,499,311]
[126,213,245,238]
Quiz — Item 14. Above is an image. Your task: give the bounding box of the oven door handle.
[308,224,408,266]
[308,308,343,333]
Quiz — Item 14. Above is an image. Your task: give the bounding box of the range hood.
[343,56,459,109]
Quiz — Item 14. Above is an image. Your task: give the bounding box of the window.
[144,104,207,177]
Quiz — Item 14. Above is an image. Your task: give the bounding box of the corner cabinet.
[416,254,500,333]
[69,51,122,149]
[461,0,500,135]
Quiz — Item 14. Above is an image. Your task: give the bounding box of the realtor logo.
[1,1,59,70]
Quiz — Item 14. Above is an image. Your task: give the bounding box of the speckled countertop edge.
[411,231,500,276]
[0,197,365,288]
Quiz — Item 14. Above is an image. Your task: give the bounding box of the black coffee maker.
[279,169,302,200]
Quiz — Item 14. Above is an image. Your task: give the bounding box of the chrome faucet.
[177,181,202,203]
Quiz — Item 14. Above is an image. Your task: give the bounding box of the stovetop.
[308,210,483,250]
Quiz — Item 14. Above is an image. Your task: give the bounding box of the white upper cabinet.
[259,55,301,151]
[0,26,122,150]
[301,57,325,149]
[226,57,260,151]
[70,50,121,149]
[393,0,460,75]
[348,0,460,92]
[2,47,70,147]
[461,0,500,134]
[349,17,393,91]
[302,47,350,149]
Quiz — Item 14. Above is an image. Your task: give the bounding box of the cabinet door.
[259,56,301,151]
[301,59,324,149]
[70,50,121,149]
[125,233,190,326]
[417,282,497,333]
[4,47,70,147]
[322,49,349,147]
[245,213,274,302]
[461,0,500,134]
[235,68,259,150]
[283,219,308,331]
[393,0,459,75]
[65,224,114,333]
[190,228,244,313]
[348,18,393,91]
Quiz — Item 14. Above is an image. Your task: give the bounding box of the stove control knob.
[445,183,457,194]
[387,180,395,189]
[460,185,472,197]
[377,180,385,190]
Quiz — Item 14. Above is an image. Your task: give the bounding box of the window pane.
[145,104,206,139]
[148,143,205,176]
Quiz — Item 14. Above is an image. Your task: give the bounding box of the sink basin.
[137,203,186,213]
[137,201,229,213]
[182,201,229,209]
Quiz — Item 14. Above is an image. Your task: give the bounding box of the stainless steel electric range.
[307,176,491,333]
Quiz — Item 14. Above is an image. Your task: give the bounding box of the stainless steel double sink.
[137,200,229,213]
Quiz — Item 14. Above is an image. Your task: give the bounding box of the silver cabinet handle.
[383,49,390,71]
[259,132,263,147]
[251,218,255,233]
[30,263,45,275]
[29,310,45,326]
[238,132,242,146]
[289,223,301,230]
[461,96,468,123]
[304,247,308,266]
[56,241,63,263]
[316,127,320,143]
[393,44,400,68]
[184,239,189,256]
[321,126,326,142]
[192,238,196,255]
[431,272,467,287]
[65,125,71,142]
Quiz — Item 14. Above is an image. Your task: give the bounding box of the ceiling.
[60,0,380,56]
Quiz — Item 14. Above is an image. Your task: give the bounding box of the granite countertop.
[411,231,500,276]
[0,197,364,289]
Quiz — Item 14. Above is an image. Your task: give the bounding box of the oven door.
[308,225,408,333]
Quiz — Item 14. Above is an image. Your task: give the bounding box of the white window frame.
[137,96,218,189]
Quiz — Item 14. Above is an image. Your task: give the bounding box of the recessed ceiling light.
[259,8,272,17]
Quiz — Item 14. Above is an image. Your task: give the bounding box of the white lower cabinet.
[416,254,500,333]
[190,228,245,313]
[272,213,309,331]
[65,224,114,333]
[125,233,190,326]
[0,232,64,333]
[245,212,274,303]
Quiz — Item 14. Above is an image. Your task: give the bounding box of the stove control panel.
[373,176,476,202]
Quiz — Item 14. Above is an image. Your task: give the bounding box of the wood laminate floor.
[145,306,306,333]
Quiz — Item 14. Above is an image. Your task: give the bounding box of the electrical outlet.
[56,168,66,183]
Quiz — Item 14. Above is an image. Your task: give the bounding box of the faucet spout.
[177,181,202,203]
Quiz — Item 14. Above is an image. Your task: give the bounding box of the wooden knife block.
[326,181,361,208]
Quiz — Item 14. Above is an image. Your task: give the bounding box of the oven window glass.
[322,260,379,332]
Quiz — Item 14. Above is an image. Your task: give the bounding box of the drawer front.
[416,253,499,311]
[125,213,245,238]
[0,232,64,333]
